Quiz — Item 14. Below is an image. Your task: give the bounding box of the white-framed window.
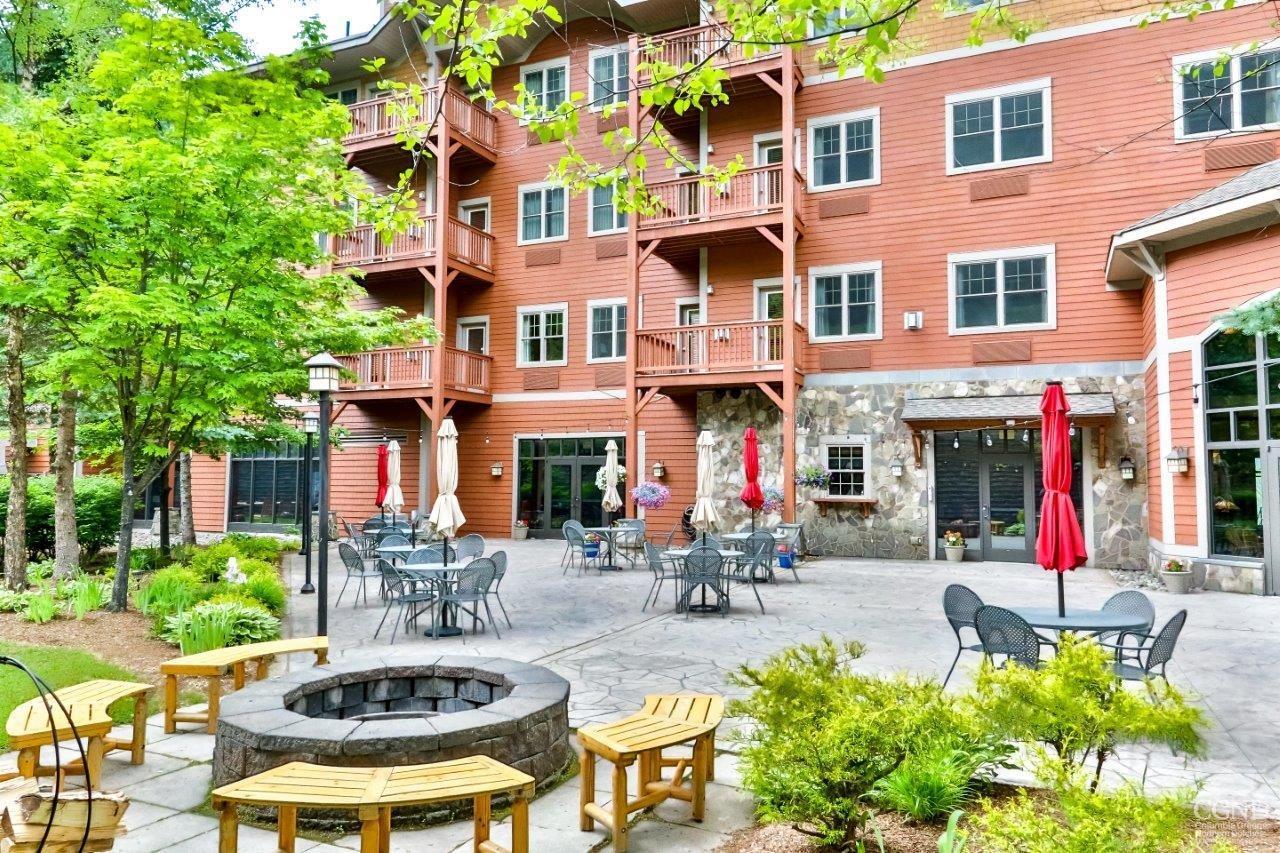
[1174,46,1280,139]
[824,441,867,497]
[676,298,701,325]
[588,186,627,236]
[587,298,627,363]
[458,197,490,232]
[810,0,849,37]
[948,244,1056,335]
[808,261,882,342]
[807,108,880,191]
[517,182,567,245]
[517,303,568,367]
[326,86,360,105]
[945,78,1052,174]
[588,46,629,110]
[456,315,490,355]
[520,57,569,118]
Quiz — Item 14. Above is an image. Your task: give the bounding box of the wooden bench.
[211,756,534,853]
[4,679,153,786]
[578,693,723,853]
[161,636,328,734]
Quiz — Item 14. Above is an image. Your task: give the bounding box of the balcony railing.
[331,213,493,272]
[337,345,493,395]
[442,88,498,151]
[344,87,497,152]
[638,21,780,78]
[636,319,793,376]
[639,164,788,230]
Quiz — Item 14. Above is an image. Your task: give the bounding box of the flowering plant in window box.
[761,486,784,514]
[794,465,830,489]
[630,481,670,510]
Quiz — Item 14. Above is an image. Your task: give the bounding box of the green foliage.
[130,547,171,575]
[187,542,242,582]
[205,591,270,612]
[223,534,287,561]
[968,635,1205,785]
[136,566,205,620]
[0,476,123,562]
[0,588,32,612]
[872,735,1011,821]
[242,572,287,615]
[67,574,111,619]
[21,592,56,624]
[937,810,969,853]
[161,601,281,651]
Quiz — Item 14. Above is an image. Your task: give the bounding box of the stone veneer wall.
[697,373,1147,570]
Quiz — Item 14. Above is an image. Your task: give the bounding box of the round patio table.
[375,544,415,564]
[401,564,465,638]
[663,549,742,613]
[1011,607,1149,635]
[582,526,629,571]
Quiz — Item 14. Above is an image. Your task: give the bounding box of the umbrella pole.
[751,510,756,532]
[1057,572,1066,618]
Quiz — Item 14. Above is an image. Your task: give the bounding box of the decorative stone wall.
[1148,548,1265,594]
[697,372,1148,570]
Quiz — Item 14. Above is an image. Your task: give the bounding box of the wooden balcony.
[336,345,492,403]
[343,87,498,165]
[639,22,782,82]
[331,213,494,281]
[635,319,805,388]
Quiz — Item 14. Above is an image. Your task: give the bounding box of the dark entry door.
[980,457,1035,562]
[517,436,622,537]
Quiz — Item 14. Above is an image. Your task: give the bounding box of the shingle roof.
[1123,158,1280,232]
[901,393,1116,422]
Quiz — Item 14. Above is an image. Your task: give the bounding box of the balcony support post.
[625,34,642,517]
[779,47,798,524]
[428,86,452,508]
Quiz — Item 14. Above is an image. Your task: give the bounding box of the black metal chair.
[1102,610,1188,682]
[679,546,729,618]
[1097,590,1156,658]
[336,542,381,607]
[456,533,486,561]
[439,559,501,639]
[942,584,984,686]
[376,531,411,549]
[486,550,511,628]
[373,561,437,645]
[641,542,682,612]
[974,605,1056,669]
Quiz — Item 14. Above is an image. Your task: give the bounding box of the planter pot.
[512,526,528,540]
[778,552,794,569]
[944,545,966,563]
[1161,570,1193,594]
[584,544,600,558]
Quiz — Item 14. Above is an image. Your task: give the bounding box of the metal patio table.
[401,564,466,638]
[663,548,743,613]
[1011,606,1150,636]
[375,544,415,564]
[583,526,631,571]
[720,531,786,550]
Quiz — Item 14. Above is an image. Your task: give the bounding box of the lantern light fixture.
[490,461,504,477]
[302,412,319,434]
[1118,456,1136,481]
[305,352,342,394]
[652,460,666,479]
[1165,447,1190,475]
[889,458,905,478]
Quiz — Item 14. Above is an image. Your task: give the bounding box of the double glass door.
[516,436,624,538]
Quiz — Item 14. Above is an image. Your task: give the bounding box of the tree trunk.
[3,311,27,591]
[110,446,136,611]
[52,384,79,580]
[178,452,196,546]
[158,464,171,557]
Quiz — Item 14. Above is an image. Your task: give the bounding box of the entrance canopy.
[902,393,1116,468]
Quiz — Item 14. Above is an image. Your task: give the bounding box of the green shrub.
[206,591,270,612]
[0,475,123,562]
[26,559,53,584]
[242,572,287,614]
[130,547,170,575]
[871,734,1010,821]
[187,542,242,581]
[67,575,111,620]
[21,593,56,624]
[223,534,287,561]
[0,589,31,612]
[137,567,206,618]
[160,602,280,650]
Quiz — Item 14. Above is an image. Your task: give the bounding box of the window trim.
[455,314,490,355]
[806,0,853,39]
[675,296,702,325]
[1172,45,1280,141]
[587,45,629,113]
[516,181,569,246]
[457,197,491,232]
[516,301,569,368]
[944,77,1053,176]
[807,261,884,343]
[586,297,628,364]
[806,107,881,192]
[587,185,627,236]
[947,244,1057,336]
[518,56,570,122]
[820,434,870,498]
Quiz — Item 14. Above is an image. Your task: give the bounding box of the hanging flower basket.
[761,485,784,514]
[594,465,626,491]
[630,481,671,510]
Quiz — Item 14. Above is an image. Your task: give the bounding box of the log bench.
[211,756,535,853]
[4,679,153,786]
[578,693,723,853]
[161,636,328,734]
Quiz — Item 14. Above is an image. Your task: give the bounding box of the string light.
[985,432,993,447]
[1022,430,1030,443]
[952,432,960,450]
[1069,421,1076,437]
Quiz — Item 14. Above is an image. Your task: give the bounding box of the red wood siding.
[1167,352,1198,547]
[1166,228,1280,340]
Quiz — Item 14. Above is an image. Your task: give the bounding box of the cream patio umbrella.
[382,439,406,520]
[691,429,722,547]
[602,439,623,518]
[428,418,466,565]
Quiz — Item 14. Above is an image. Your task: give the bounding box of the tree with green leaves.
[0,8,428,609]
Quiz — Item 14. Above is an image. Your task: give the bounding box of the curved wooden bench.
[211,756,534,853]
[578,693,723,853]
[5,679,152,785]
[161,636,328,734]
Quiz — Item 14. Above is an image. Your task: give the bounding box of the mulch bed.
[0,609,176,688]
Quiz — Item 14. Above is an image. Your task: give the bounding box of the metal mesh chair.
[679,546,728,618]
[440,558,501,639]
[486,550,511,628]
[942,584,984,686]
[361,518,386,532]
[642,542,682,612]
[562,521,593,575]
[373,561,437,645]
[726,532,770,614]
[336,542,382,606]
[1097,590,1156,656]
[1104,610,1187,682]
[456,533,486,561]
[975,605,1055,669]
[375,531,411,549]
[406,544,455,565]
[775,522,807,563]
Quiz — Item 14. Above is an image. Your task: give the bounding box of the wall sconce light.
[1164,447,1190,475]
[889,458,905,478]
[903,310,924,331]
[652,460,666,479]
[1118,456,1136,481]
[490,461,503,477]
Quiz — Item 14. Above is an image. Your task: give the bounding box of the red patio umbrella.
[1036,380,1088,617]
[375,443,389,511]
[740,427,765,530]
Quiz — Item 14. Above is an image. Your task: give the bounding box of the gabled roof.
[1105,158,1280,288]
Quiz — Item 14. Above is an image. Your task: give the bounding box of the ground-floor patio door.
[516,435,624,538]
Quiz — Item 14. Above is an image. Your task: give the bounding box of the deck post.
[430,79,452,506]
[780,47,798,523]
[625,34,642,516]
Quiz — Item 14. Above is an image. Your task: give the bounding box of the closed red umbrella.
[375,443,389,510]
[740,427,764,529]
[1036,380,1088,617]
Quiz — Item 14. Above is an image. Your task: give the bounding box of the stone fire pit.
[212,654,572,820]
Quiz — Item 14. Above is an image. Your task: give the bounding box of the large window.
[809,262,881,341]
[229,442,317,528]
[520,58,568,118]
[518,303,567,366]
[826,444,867,496]
[588,185,626,235]
[588,47,628,110]
[946,79,1051,173]
[588,299,627,362]
[808,108,879,190]
[1177,48,1280,138]
[949,245,1055,334]
[518,183,567,244]
[1203,330,1272,559]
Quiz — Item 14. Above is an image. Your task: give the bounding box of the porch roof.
[901,393,1116,428]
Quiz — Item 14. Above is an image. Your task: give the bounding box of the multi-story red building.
[182,0,1280,594]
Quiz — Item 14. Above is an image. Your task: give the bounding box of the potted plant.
[512,519,529,540]
[630,481,671,511]
[583,532,602,558]
[1160,558,1193,594]
[794,465,830,490]
[943,530,966,563]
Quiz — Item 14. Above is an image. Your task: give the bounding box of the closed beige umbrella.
[428,419,465,543]
[691,430,722,542]
[602,439,623,515]
[382,439,405,518]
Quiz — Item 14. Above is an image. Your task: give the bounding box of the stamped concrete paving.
[5,539,1280,850]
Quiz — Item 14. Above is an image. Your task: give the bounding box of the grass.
[0,640,146,752]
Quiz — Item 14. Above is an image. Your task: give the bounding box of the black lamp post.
[305,352,342,636]
[298,412,319,594]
